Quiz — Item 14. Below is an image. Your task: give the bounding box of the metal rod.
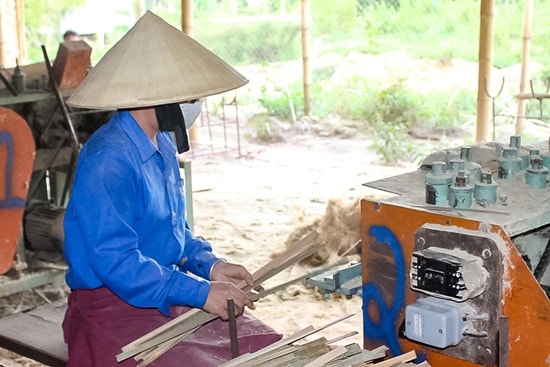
[0,69,18,96]
[40,45,80,150]
[227,298,239,358]
[499,316,509,367]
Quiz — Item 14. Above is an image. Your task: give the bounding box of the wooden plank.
[0,301,67,366]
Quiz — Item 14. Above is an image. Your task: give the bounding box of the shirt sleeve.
[69,150,212,315]
[179,226,220,280]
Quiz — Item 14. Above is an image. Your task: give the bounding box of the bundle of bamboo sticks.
[117,231,324,365]
[115,231,430,367]
[217,314,430,367]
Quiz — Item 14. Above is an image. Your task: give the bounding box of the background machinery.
[0,40,110,297]
[359,138,550,366]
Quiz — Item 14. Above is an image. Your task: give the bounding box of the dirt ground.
[0,49,542,365]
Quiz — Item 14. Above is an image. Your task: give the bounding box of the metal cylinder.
[509,135,529,170]
[498,147,522,179]
[525,156,549,189]
[542,137,550,169]
[425,161,452,206]
[449,170,473,209]
[474,169,498,203]
[460,145,481,183]
[448,158,465,186]
[12,65,26,93]
[24,202,65,253]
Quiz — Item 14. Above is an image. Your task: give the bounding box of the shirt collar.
[118,110,158,162]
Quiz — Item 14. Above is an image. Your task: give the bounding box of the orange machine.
[0,107,35,274]
[361,140,550,366]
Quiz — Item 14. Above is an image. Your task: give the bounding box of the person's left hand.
[210,261,254,289]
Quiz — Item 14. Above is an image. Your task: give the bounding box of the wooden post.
[476,0,495,143]
[515,0,533,135]
[181,0,199,144]
[301,0,311,117]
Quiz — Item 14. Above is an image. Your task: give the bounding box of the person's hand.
[210,261,254,289]
[203,281,254,320]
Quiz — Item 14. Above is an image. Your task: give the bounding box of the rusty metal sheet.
[0,107,34,274]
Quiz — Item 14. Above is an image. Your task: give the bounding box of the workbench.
[0,300,67,366]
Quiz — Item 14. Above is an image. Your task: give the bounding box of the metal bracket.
[306,262,362,298]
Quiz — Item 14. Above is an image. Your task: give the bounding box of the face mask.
[154,101,202,153]
[180,100,202,129]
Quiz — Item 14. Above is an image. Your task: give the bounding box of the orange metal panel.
[361,198,550,367]
[52,40,91,91]
[0,107,34,274]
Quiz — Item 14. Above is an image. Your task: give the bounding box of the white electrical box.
[405,296,471,348]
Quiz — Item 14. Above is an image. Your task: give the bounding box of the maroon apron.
[62,288,282,366]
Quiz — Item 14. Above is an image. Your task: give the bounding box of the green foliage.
[194,20,301,65]
[362,82,420,127]
[311,0,358,35]
[246,113,287,142]
[369,121,418,164]
[352,0,550,67]
[258,82,304,120]
[24,0,87,62]
[322,77,474,128]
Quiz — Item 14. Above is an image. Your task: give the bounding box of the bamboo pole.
[15,0,26,64]
[137,0,146,17]
[515,0,533,135]
[0,2,5,67]
[181,0,200,143]
[476,0,495,142]
[182,0,193,36]
[301,0,311,117]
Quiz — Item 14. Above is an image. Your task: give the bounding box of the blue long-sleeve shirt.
[64,110,219,315]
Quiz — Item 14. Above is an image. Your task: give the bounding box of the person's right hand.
[203,281,255,320]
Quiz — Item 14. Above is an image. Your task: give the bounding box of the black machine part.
[23,200,65,254]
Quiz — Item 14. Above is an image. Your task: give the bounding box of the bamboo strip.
[371,350,417,367]
[221,313,354,367]
[219,325,316,367]
[303,346,348,367]
[330,343,363,362]
[116,310,214,361]
[136,328,196,367]
[238,345,298,367]
[326,345,388,367]
[240,338,330,367]
[259,339,332,367]
[326,331,359,345]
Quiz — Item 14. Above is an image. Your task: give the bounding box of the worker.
[62,29,81,42]
[62,11,281,367]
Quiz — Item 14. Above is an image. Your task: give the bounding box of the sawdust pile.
[284,198,362,267]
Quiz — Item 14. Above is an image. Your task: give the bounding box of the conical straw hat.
[67,11,248,109]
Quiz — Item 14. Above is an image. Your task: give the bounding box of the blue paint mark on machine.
[362,225,405,357]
